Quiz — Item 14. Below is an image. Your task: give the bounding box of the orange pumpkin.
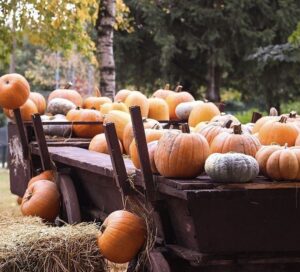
[4,98,38,121]
[154,126,210,178]
[210,124,261,157]
[122,119,161,155]
[21,180,60,222]
[148,140,159,174]
[100,101,128,114]
[252,107,278,134]
[29,92,46,114]
[114,89,132,102]
[66,108,104,138]
[28,170,55,188]
[152,84,174,99]
[0,73,30,109]
[258,116,298,146]
[148,97,169,121]
[165,86,195,120]
[83,91,112,110]
[188,102,220,127]
[48,87,83,107]
[125,91,149,117]
[130,128,165,169]
[97,210,146,263]
[89,133,123,154]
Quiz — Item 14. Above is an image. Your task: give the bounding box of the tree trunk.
[96,0,116,99]
[205,56,221,102]
[9,2,16,73]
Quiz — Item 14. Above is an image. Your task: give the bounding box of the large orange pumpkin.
[258,116,298,146]
[103,110,131,142]
[21,180,60,222]
[66,108,104,138]
[97,210,146,263]
[125,91,149,117]
[114,89,131,102]
[89,133,123,154]
[28,170,55,188]
[154,127,210,178]
[165,86,195,120]
[29,92,46,114]
[4,98,38,121]
[152,84,174,99]
[252,107,278,134]
[48,87,83,107]
[0,73,30,109]
[210,124,261,157]
[83,89,112,110]
[122,119,161,155]
[188,102,220,127]
[130,128,165,169]
[148,97,169,121]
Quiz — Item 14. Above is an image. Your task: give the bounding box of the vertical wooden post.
[13,108,29,159]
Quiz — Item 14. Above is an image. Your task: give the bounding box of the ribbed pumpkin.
[148,97,169,121]
[83,88,112,109]
[130,128,165,169]
[210,113,239,123]
[122,119,161,155]
[97,210,146,263]
[255,145,283,176]
[29,92,46,114]
[21,180,60,222]
[0,73,30,109]
[66,108,104,138]
[175,101,203,120]
[89,133,123,154]
[4,98,38,121]
[196,120,232,145]
[104,110,131,142]
[260,146,300,180]
[165,86,195,120]
[114,89,131,102]
[258,116,298,146]
[125,91,149,117]
[28,170,55,188]
[210,124,261,157]
[188,102,220,127]
[100,101,128,114]
[252,107,278,134]
[154,125,210,178]
[152,84,174,99]
[48,87,83,107]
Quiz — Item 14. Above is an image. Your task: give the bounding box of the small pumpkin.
[89,133,123,154]
[210,124,261,157]
[205,153,259,183]
[125,91,149,117]
[258,116,298,146]
[41,114,72,137]
[4,98,38,121]
[97,210,147,263]
[46,98,76,115]
[21,180,60,222]
[175,101,203,120]
[66,108,104,138]
[152,84,174,99]
[83,88,112,109]
[29,92,46,114]
[165,86,195,120]
[0,73,30,109]
[154,125,210,178]
[100,101,128,114]
[188,101,220,127]
[252,107,278,134]
[148,97,169,121]
[114,89,132,102]
[27,170,55,188]
[48,86,83,107]
[210,112,240,123]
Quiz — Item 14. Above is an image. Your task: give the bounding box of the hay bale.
[0,214,107,272]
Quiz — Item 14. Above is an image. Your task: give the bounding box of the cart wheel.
[57,173,81,224]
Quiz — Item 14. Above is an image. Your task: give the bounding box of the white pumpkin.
[205,153,259,183]
[175,101,203,120]
[47,98,76,115]
[41,114,72,137]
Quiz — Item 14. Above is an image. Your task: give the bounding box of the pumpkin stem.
[223,120,233,128]
[233,124,242,134]
[279,116,287,123]
[25,192,33,201]
[218,103,225,112]
[269,107,278,116]
[284,143,288,149]
[100,224,106,233]
[203,99,209,103]
[289,111,297,118]
[91,107,96,110]
[152,124,161,130]
[75,106,81,110]
[164,83,170,90]
[64,82,73,89]
[174,85,183,93]
[181,124,190,133]
[94,87,101,97]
